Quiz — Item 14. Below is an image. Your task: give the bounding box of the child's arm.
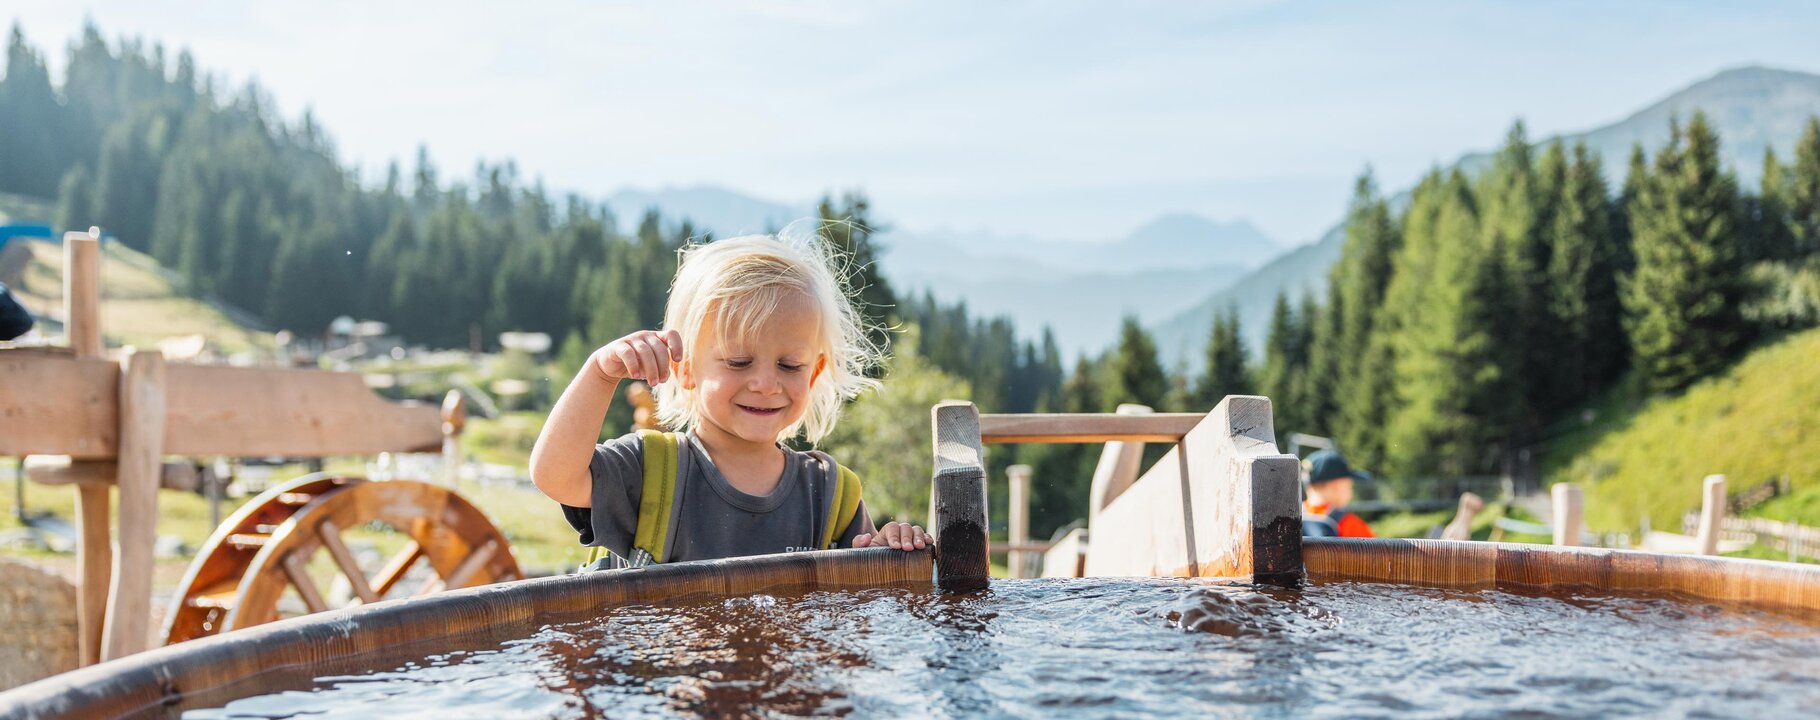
[529,329,682,508]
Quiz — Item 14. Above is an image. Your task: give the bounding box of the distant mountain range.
[1153,65,1820,371]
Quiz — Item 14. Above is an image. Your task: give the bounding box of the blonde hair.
[654,227,882,443]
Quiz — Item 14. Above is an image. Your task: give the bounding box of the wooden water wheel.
[162,474,521,645]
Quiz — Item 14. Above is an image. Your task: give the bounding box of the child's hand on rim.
[853,521,931,551]
[594,329,684,384]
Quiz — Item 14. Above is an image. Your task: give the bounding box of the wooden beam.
[102,349,164,661]
[1084,395,1302,587]
[318,521,379,604]
[63,231,110,668]
[978,412,1202,444]
[1552,483,1584,547]
[73,480,109,667]
[931,400,989,591]
[0,352,445,458]
[64,232,101,357]
[1039,529,1088,579]
[1007,464,1031,579]
[1086,404,1153,526]
[25,455,203,491]
[1696,475,1726,556]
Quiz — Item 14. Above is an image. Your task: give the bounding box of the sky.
[9,0,1820,246]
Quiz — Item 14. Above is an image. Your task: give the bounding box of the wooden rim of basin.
[0,547,933,720]
[1305,537,1820,611]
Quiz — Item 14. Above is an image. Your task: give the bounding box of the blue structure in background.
[0,223,57,255]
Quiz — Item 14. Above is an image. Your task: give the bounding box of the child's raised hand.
[593,329,684,384]
[853,521,930,551]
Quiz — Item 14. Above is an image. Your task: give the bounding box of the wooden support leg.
[103,349,165,661]
[932,401,989,592]
[1007,464,1031,579]
[1696,475,1726,556]
[74,481,111,667]
[1552,483,1583,547]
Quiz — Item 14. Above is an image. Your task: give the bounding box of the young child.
[529,232,930,568]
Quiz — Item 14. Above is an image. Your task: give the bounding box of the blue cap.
[1305,449,1370,485]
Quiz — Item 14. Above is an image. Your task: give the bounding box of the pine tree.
[1258,291,1308,437]
[1547,142,1626,398]
[1330,171,1400,471]
[1384,171,1505,479]
[1791,117,1820,260]
[1752,148,1795,263]
[1623,112,1750,393]
[1101,316,1168,410]
[0,24,67,196]
[1194,305,1252,410]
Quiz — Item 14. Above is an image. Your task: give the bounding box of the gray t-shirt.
[561,431,873,564]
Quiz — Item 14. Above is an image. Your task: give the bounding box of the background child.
[529,232,930,568]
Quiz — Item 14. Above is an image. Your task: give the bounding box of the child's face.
[686,290,825,448]
[1312,477,1354,508]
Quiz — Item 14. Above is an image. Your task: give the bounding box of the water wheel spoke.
[373,541,425,598]
[442,538,499,591]
[318,520,380,604]
[281,552,329,614]
[414,576,446,597]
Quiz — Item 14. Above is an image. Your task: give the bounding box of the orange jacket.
[1303,500,1376,538]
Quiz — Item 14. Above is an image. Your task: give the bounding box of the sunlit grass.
[1547,327,1820,534]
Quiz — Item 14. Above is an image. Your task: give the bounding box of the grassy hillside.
[5,238,272,355]
[1547,327,1820,533]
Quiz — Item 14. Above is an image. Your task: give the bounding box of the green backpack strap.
[633,428,685,564]
[580,429,684,572]
[819,462,864,550]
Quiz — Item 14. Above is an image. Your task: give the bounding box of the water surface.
[185,578,1820,719]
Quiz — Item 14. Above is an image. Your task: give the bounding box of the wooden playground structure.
[0,232,519,667]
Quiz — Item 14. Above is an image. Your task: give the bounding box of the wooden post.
[103,348,165,660]
[63,230,111,667]
[1007,464,1031,579]
[1551,483,1583,547]
[1696,474,1726,556]
[931,401,988,591]
[1086,404,1152,526]
[440,390,466,486]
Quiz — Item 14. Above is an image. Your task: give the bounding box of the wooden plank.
[979,412,1202,444]
[931,400,989,591]
[1084,395,1302,587]
[1552,483,1584,546]
[372,542,425,598]
[1086,404,1153,525]
[73,483,110,667]
[0,352,445,458]
[102,349,164,661]
[318,521,379,604]
[64,232,100,356]
[64,232,111,667]
[282,553,330,614]
[163,363,444,456]
[441,538,498,591]
[25,455,201,490]
[1039,528,1088,578]
[1696,475,1726,556]
[1006,464,1031,578]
